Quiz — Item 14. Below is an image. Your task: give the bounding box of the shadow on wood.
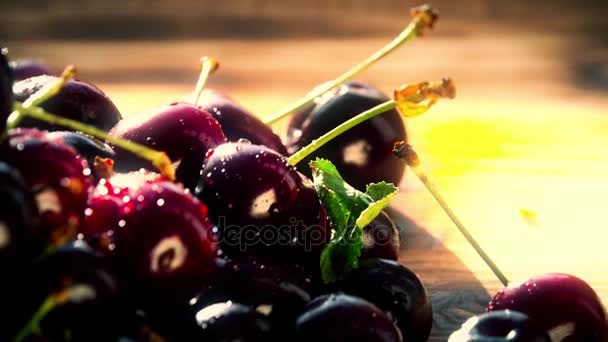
[387,207,491,341]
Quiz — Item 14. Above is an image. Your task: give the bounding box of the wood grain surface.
[7,31,608,340]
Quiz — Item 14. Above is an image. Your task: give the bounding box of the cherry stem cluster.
[264,4,438,126]
[4,65,176,180]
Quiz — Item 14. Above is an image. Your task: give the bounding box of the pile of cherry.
[1,11,608,342]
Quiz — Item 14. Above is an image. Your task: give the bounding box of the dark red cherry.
[0,161,42,274]
[82,170,161,239]
[339,258,432,342]
[13,75,122,131]
[197,89,288,155]
[487,273,607,341]
[108,102,226,189]
[6,241,126,342]
[449,310,550,342]
[0,48,13,132]
[83,171,219,305]
[194,142,329,262]
[0,128,93,244]
[295,293,403,342]
[286,81,406,190]
[189,301,274,341]
[9,59,54,81]
[192,255,314,335]
[360,210,400,261]
[46,131,115,182]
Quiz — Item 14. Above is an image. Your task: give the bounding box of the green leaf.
[319,229,363,283]
[310,158,397,283]
[311,159,370,220]
[355,182,398,229]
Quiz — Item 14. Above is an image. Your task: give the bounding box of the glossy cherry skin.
[9,59,54,81]
[13,75,122,131]
[194,142,329,262]
[0,128,93,243]
[361,210,400,261]
[5,241,126,342]
[0,48,13,133]
[189,301,274,341]
[83,171,219,306]
[197,89,288,155]
[338,258,432,342]
[188,255,314,336]
[0,161,42,275]
[286,81,406,190]
[487,273,607,341]
[108,102,226,188]
[449,310,550,342]
[294,293,403,342]
[46,131,115,182]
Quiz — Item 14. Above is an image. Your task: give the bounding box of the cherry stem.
[263,4,438,125]
[192,56,220,106]
[393,142,510,287]
[287,78,454,166]
[12,102,175,180]
[13,294,58,342]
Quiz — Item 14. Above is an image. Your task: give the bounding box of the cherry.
[0,161,42,275]
[188,57,287,155]
[294,293,403,342]
[197,301,274,340]
[487,273,607,341]
[196,88,287,155]
[192,301,274,340]
[46,131,115,182]
[81,169,161,239]
[449,310,550,342]
[396,145,607,341]
[83,171,219,306]
[108,102,226,188]
[157,300,275,341]
[286,81,406,190]
[9,59,55,81]
[198,255,313,307]
[361,210,400,261]
[338,258,432,342]
[1,47,13,133]
[192,255,314,335]
[0,128,93,245]
[13,75,122,131]
[194,141,329,262]
[8,241,126,342]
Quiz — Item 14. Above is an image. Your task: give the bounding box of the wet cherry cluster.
[0,47,432,341]
[2,5,608,340]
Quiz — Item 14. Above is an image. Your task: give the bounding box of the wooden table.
[9,33,608,340]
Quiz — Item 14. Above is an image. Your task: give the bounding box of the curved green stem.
[288,100,395,166]
[13,295,57,342]
[4,65,77,135]
[393,142,510,287]
[13,103,175,180]
[23,65,76,108]
[263,4,438,125]
[287,77,454,167]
